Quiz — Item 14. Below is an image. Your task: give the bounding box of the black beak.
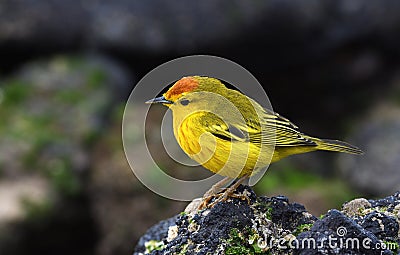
[145,96,173,104]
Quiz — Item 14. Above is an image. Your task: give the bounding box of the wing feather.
[199,110,316,147]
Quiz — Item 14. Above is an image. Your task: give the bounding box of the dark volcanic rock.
[260,196,315,231]
[360,212,399,240]
[295,210,387,255]
[134,186,400,255]
[134,215,179,255]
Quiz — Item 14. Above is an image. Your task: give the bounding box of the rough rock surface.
[134,186,400,255]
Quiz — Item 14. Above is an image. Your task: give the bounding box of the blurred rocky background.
[1,1,400,254]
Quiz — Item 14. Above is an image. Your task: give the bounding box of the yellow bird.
[146,76,362,207]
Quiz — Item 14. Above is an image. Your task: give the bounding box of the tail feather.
[315,139,363,155]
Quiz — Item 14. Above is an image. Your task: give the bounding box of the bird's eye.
[180,99,190,106]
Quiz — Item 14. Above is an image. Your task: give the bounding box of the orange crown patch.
[165,77,199,100]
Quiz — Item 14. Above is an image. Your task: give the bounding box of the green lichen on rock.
[134,187,400,255]
[293,223,313,236]
[225,228,265,255]
[134,186,316,255]
[383,240,399,253]
[144,240,165,254]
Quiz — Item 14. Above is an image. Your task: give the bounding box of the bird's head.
[146,76,226,108]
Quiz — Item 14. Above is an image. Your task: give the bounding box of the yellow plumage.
[146,76,362,179]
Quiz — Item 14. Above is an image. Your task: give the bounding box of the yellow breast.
[175,117,272,178]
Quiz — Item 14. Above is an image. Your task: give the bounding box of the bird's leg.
[207,175,250,208]
[203,176,231,197]
[198,176,231,210]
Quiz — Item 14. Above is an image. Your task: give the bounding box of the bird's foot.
[198,177,231,210]
[198,175,250,210]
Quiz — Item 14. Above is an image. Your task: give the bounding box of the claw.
[197,175,250,210]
